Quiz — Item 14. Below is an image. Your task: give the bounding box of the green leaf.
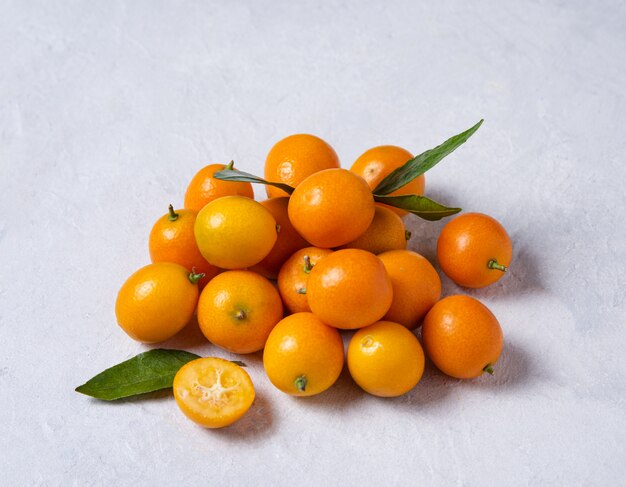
[213,169,295,195]
[375,194,461,221]
[75,349,201,401]
[373,119,484,195]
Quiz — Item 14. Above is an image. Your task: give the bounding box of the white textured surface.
[1,1,625,485]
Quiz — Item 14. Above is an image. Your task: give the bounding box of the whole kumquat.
[194,196,278,269]
[288,168,375,248]
[307,249,393,329]
[197,270,283,354]
[264,134,340,198]
[115,263,202,343]
[347,321,425,397]
[263,312,344,396]
[148,205,220,288]
[422,295,503,379]
[277,247,333,314]
[437,212,512,288]
[351,145,425,216]
[184,162,254,212]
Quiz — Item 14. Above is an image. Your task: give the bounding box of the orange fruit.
[194,196,278,269]
[378,250,441,329]
[148,205,220,288]
[307,249,393,329]
[347,321,425,397]
[197,270,283,354]
[115,263,201,343]
[437,212,512,288]
[173,357,255,428]
[350,145,425,215]
[277,247,333,314]
[263,312,344,396]
[340,205,408,254]
[422,295,503,379]
[248,197,310,279]
[288,168,375,248]
[184,163,254,212]
[264,134,340,198]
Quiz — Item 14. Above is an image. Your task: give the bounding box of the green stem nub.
[168,204,179,222]
[303,255,313,274]
[483,364,495,375]
[234,309,247,321]
[295,375,307,392]
[225,160,235,170]
[296,288,307,295]
[405,230,412,241]
[487,259,507,272]
[188,271,205,285]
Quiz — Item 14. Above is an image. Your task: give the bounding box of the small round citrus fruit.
[263,312,344,396]
[173,357,255,428]
[277,247,333,314]
[340,205,408,254]
[347,321,425,397]
[378,250,441,329]
[288,168,375,248]
[422,295,503,379]
[184,162,254,212]
[350,145,425,216]
[307,249,393,329]
[437,212,512,288]
[248,197,309,279]
[197,270,283,354]
[264,134,340,198]
[115,263,201,343]
[149,205,220,288]
[195,196,278,269]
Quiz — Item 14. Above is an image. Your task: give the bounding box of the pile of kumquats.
[76,120,514,429]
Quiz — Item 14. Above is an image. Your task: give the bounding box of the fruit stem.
[295,375,307,392]
[483,364,495,375]
[487,259,507,272]
[188,271,205,285]
[405,230,412,241]
[276,224,281,234]
[168,204,179,222]
[303,255,313,274]
[225,160,234,170]
[296,287,307,295]
[234,309,247,320]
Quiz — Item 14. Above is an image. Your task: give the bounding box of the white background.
[1,1,625,485]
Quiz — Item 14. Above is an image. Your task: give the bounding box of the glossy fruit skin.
[263,312,344,396]
[248,197,310,279]
[350,145,425,216]
[379,250,441,329]
[307,249,393,329]
[195,196,278,269]
[264,134,340,198]
[148,207,220,289]
[173,357,255,428]
[184,163,254,212]
[347,321,425,397]
[288,168,375,248]
[115,263,199,343]
[422,295,503,379]
[340,205,407,254]
[277,247,333,314]
[197,270,283,354]
[437,212,512,288]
